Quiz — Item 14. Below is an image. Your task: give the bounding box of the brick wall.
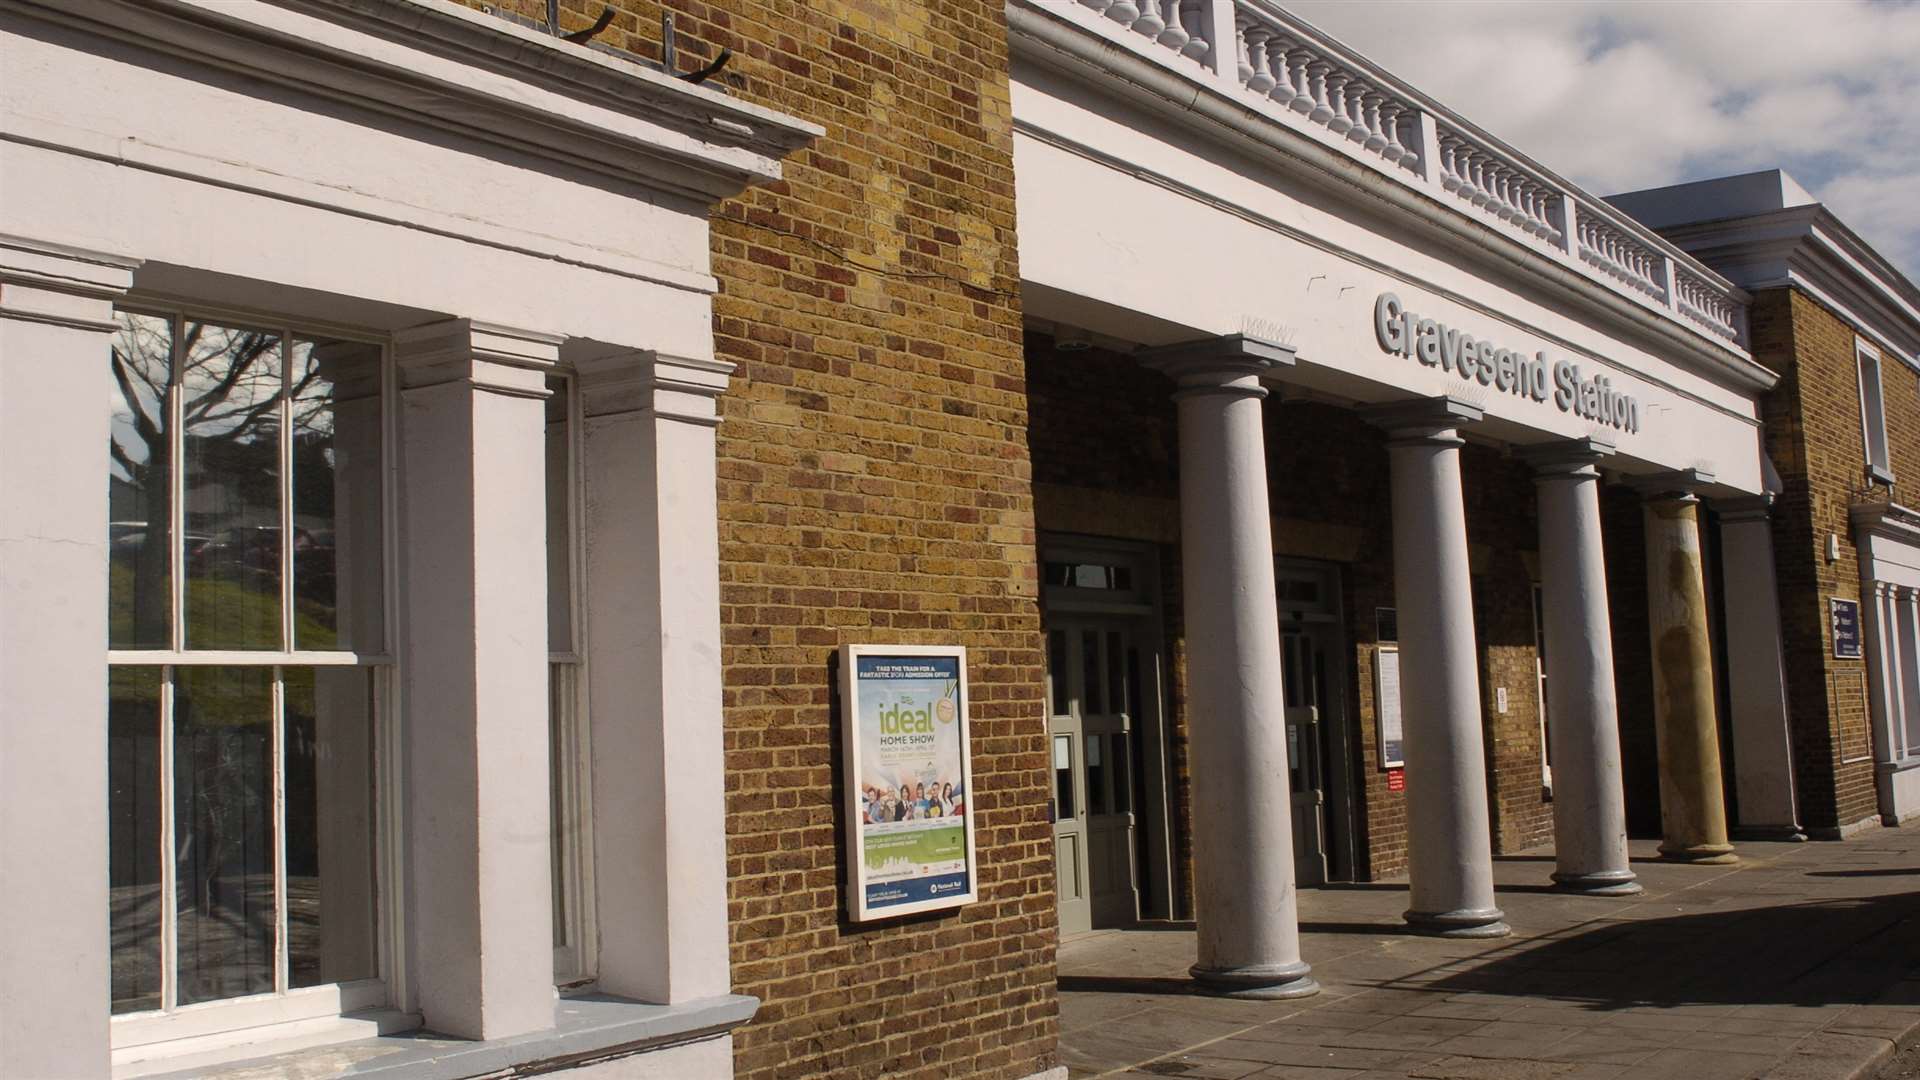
[1027,339,1553,888]
[458,4,1053,1078]
[1755,287,1906,833]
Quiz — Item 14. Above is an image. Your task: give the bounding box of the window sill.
[131,994,760,1080]
[1878,756,1920,775]
[1869,465,1897,487]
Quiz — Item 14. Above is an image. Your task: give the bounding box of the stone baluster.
[1360,91,1388,153]
[1157,0,1190,51]
[1132,0,1166,38]
[1263,37,1296,105]
[1343,79,1373,144]
[1284,46,1316,112]
[1178,1,1210,59]
[1324,70,1353,134]
[1437,132,1461,190]
[1377,101,1408,163]
[1105,0,1140,26]
[1079,0,1114,13]
[1306,59,1333,123]
[1243,29,1276,95]
[1233,16,1254,85]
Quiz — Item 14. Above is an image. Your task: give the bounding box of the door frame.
[1274,557,1360,884]
[1038,534,1175,924]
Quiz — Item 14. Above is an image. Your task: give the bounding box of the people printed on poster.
[852,653,973,913]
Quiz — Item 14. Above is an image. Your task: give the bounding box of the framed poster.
[840,644,979,920]
[1374,644,1405,769]
[1831,597,1863,659]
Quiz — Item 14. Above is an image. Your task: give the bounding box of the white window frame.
[546,371,598,987]
[1859,338,1894,486]
[106,305,400,1054]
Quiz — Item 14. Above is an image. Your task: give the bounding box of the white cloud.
[1284,0,1920,282]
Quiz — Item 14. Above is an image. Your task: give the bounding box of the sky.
[1284,0,1920,284]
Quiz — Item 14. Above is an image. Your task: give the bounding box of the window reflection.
[292,340,384,653]
[182,324,284,650]
[109,667,164,1014]
[173,667,275,1005]
[283,668,377,988]
[110,314,175,650]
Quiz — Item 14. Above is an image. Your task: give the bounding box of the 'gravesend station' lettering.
[1374,293,1642,434]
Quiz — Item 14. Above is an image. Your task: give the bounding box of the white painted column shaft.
[1527,441,1637,895]
[1370,398,1507,937]
[0,239,132,1079]
[1865,581,1906,764]
[581,352,735,1003]
[397,319,558,1039]
[1714,499,1802,839]
[1144,338,1317,1000]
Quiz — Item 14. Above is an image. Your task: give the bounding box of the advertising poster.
[841,644,978,920]
[1831,597,1863,659]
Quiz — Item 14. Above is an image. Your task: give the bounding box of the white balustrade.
[1036,0,1748,349]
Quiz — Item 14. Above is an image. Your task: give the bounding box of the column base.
[1403,907,1510,938]
[1550,869,1643,896]
[1189,960,1321,1000]
[1657,841,1737,864]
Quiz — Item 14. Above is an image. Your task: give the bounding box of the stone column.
[1714,497,1802,840]
[1863,581,1909,764]
[1636,471,1736,864]
[1142,336,1317,1000]
[1521,438,1639,895]
[0,237,134,1079]
[1900,589,1920,755]
[397,319,559,1038]
[1365,397,1507,937]
[578,351,736,1003]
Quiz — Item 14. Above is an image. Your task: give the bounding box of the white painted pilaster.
[396,319,558,1040]
[1521,438,1639,894]
[0,236,135,1079]
[1365,396,1507,938]
[1714,497,1802,840]
[578,351,736,1005]
[1141,335,1318,1000]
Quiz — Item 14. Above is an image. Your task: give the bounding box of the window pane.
[174,666,275,1005]
[550,662,571,950]
[1048,631,1068,715]
[284,667,377,988]
[109,667,165,1014]
[291,339,384,653]
[1053,734,1075,821]
[546,377,573,655]
[110,313,174,649]
[1082,630,1103,715]
[183,323,284,650]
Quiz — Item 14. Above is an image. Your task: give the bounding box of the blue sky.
[1287,0,1920,284]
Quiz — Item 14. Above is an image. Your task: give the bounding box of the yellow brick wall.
[457,4,1053,1077]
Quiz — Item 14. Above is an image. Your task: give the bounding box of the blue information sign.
[1831,597,1862,659]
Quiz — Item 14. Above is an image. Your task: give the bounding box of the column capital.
[394,318,559,397]
[1138,334,1296,400]
[1362,394,1483,445]
[1629,466,1715,504]
[576,350,735,426]
[0,234,137,332]
[1714,494,1775,524]
[1519,435,1615,479]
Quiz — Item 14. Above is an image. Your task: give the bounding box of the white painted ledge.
[136,994,760,1080]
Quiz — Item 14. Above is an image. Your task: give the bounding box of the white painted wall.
[1012,62,1769,494]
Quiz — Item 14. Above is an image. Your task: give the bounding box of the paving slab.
[1059,830,1920,1080]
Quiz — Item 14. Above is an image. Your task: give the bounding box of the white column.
[1864,581,1907,764]
[578,351,736,1004]
[1636,474,1736,864]
[1366,397,1507,938]
[1142,336,1318,1000]
[397,319,558,1039]
[1900,589,1920,755]
[0,238,134,1079]
[1522,439,1638,895]
[1714,497,1802,840]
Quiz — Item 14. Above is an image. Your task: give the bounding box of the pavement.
[1057,827,1920,1080]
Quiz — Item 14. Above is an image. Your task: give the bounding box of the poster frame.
[1831,597,1863,659]
[1374,643,1406,769]
[840,643,980,921]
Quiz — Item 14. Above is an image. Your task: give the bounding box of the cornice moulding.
[8,0,822,202]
